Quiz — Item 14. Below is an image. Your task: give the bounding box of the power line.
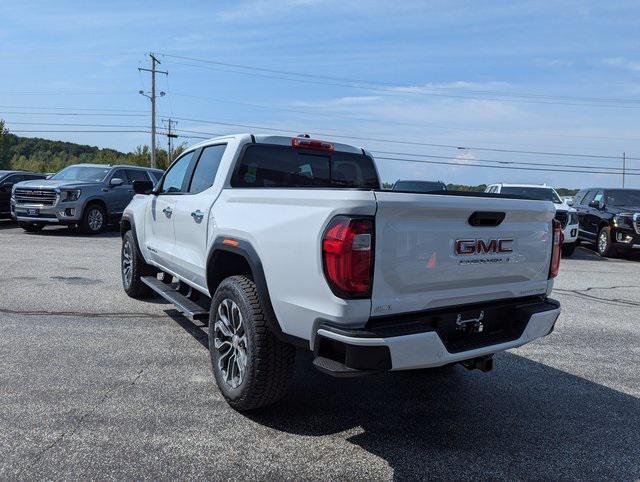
[10,129,151,133]
[169,92,640,143]
[373,156,640,176]
[3,105,638,160]
[158,53,640,109]
[0,104,150,113]
[158,115,639,161]
[370,150,640,172]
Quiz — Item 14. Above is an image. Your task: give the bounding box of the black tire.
[561,242,576,257]
[597,226,617,258]
[18,222,44,233]
[81,203,106,234]
[209,276,295,411]
[121,230,153,299]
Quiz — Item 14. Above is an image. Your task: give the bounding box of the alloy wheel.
[598,231,608,254]
[213,299,248,389]
[88,208,104,231]
[122,240,132,288]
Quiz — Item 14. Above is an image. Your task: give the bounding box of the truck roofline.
[184,133,365,155]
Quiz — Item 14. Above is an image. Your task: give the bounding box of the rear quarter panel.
[210,188,377,341]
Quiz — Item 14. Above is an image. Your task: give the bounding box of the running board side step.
[141,276,209,321]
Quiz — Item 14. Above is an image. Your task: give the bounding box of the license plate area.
[431,305,528,353]
[27,208,39,216]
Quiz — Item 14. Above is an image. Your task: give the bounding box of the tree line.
[0,119,183,173]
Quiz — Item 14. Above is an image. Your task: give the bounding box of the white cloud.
[603,57,640,72]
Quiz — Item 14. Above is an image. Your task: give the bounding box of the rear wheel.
[561,242,576,257]
[597,226,617,258]
[18,222,44,233]
[81,203,106,234]
[209,276,295,411]
[121,230,153,298]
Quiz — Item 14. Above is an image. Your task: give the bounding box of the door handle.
[162,207,173,218]
[191,209,204,223]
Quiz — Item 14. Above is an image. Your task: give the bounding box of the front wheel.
[561,242,576,257]
[597,227,617,258]
[209,276,295,411]
[121,230,153,298]
[81,203,106,234]
[18,222,44,233]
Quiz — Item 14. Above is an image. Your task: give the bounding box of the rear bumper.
[314,297,560,372]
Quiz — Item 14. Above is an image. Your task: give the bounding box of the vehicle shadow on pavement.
[0,219,17,229]
[245,350,639,480]
[572,245,640,262]
[27,226,121,238]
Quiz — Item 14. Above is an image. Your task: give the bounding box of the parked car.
[120,134,562,410]
[11,164,163,234]
[392,179,446,193]
[573,187,640,257]
[0,170,48,219]
[485,183,578,256]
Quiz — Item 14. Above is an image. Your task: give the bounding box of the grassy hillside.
[0,120,176,173]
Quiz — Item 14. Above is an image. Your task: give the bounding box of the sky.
[1,0,639,188]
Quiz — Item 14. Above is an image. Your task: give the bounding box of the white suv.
[486,183,578,256]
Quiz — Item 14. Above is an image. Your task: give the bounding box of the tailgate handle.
[468,211,505,227]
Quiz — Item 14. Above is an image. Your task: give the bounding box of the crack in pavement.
[0,308,161,319]
[14,368,148,476]
[554,286,640,307]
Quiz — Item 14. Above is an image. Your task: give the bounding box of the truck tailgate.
[371,191,555,316]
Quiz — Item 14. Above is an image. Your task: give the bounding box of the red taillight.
[549,219,563,278]
[322,216,374,298]
[292,137,334,151]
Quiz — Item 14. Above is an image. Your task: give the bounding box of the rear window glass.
[231,144,379,189]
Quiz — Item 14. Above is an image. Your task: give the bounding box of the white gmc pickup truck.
[120,134,562,410]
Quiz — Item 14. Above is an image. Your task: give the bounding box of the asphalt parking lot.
[1,220,638,480]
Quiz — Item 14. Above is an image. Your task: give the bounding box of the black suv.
[0,170,48,218]
[574,187,640,257]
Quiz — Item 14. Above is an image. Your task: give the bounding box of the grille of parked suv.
[555,211,568,229]
[14,188,58,206]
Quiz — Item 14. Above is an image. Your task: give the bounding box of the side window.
[127,169,151,183]
[111,169,130,185]
[582,190,597,206]
[573,189,586,205]
[188,144,227,194]
[593,190,604,205]
[149,171,163,183]
[6,175,25,184]
[160,151,195,194]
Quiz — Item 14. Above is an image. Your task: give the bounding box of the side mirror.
[565,199,574,206]
[45,174,53,180]
[589,200,601,209]
[132,180,154,195]
[110,177,125,187]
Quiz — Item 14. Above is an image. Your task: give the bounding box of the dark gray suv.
[11,163,163,234]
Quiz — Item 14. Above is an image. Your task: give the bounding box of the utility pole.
[162,118,179,164]
[138,53,167,168]
[622,151,626,188]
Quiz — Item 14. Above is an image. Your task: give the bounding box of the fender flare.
[207,237,307,348]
